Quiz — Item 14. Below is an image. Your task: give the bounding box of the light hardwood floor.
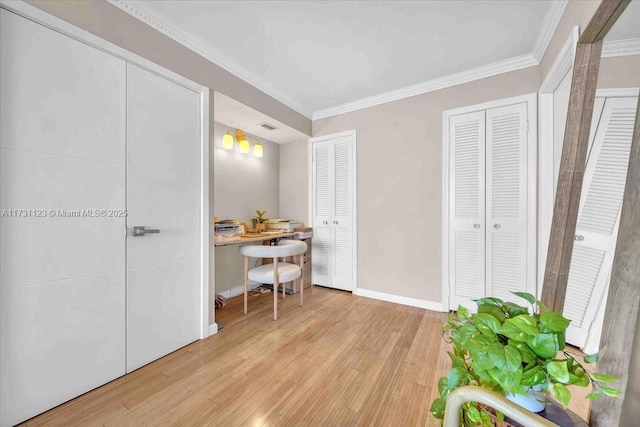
[20,286,590,426]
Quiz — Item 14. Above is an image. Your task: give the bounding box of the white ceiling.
[120,0,639,124]
[127,0,556,116]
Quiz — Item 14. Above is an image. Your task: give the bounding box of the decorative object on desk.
[430,292,620,426]
[222,129,263,157]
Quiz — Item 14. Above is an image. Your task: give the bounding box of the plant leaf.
[465,406,482,423]
[601,386,621,397]
[592,372,618,383]
[503,302,529,317]
[508,339,537,364]
[474,313,502,337]
[475,297,504,306]
[447,351,465,368]
[536,300,548,312]
[509,315,540,336]
[549,382,571,408]
[500,319,534,342]
[521,366,547,386]
[489,366,522,391]
[512,291,536,305]
[528,333,559,359]
[586,391,601,400]
[470,350,495,372]
[488,343,522,373]
[539,312,571,333]
[547,360,570,383]
[457,305,470,319]
[430,397,446,419]
[447,366,469,389]
[478,304,506,322]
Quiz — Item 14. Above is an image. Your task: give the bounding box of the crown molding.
[312,53,538,120]
[532,0,568,62]
[107,0,312,118]
[602,38,640,58]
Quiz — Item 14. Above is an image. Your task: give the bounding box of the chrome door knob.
[575,235,584,241]
[323,220,328,225]
[473,224,480,229]
[333,220,338,224]
[493,224,501,229]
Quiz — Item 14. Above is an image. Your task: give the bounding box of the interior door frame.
[442,93,538,311]
[1,0,211,340]
[307,129,358,293]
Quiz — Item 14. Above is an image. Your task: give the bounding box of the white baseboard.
[354,288,446,312]
[217,281,260,299]
[208,322,218,336]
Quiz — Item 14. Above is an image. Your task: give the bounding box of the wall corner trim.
[354,288,447,313]
[208,322,219,337]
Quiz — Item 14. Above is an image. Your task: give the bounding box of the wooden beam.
[579,0,630,44]
[589,90,640,427]
[540,41,602,312]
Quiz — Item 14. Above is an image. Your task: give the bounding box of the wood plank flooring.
[19,286,589,426]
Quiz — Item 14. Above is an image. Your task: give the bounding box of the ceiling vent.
[258,122,278,131]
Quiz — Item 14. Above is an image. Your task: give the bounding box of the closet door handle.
[575,235,584,241]
[473,224,480,229]
[493,224,501,229]
[323,220,328,225]
[333,220,338,225]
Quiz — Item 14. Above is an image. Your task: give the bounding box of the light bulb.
[239,139,250,153]
[222,132,234,149]
[254,143,263,157]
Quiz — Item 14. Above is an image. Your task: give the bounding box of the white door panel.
[0,273,126,427]
[0,9,126,163]
[486,103,528,304]
[0,9,127,426]
[127,166,199,268]
[126,63,201,372]
[565,97,637,348]
[449,111,486,309]
[127,65,200,173]
[0,149,125,288]
[127,259,199,372]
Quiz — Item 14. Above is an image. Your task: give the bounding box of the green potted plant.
[252,210,267,231]
[430,292,620,426]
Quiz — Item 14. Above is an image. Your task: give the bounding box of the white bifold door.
[311,133,356,291]
[563,96,637,350]
[0,8,203,427]
[448,101,533,310]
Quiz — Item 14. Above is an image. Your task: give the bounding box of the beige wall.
[279,140,309,225]
[598,55,640,88]
[312,67,540,303]
[213,123,280,297]
[25,0,311,136]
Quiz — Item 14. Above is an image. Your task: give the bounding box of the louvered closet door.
[485,103,528,303]
[312,140,332,287]
[564,97,637,348]
[331,136,354,291]
[449,111,486,309]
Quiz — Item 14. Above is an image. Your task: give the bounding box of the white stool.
[240,239,307,320]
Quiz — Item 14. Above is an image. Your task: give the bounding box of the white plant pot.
[505,384,546,413]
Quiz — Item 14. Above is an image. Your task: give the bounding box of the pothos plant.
[430,292,620,425]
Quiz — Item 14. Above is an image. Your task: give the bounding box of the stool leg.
[243,256,248,315]
[273,257,278,320]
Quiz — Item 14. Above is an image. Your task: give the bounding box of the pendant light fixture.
[253,142,263,157]
[221,128,263,157]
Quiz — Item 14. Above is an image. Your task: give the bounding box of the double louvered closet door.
[449,102,530,310]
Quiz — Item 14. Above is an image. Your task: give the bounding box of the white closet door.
[564,97,637,348]
[126,64,201,372]
[0,10,126,427]
[485,103,529,303]
[449,112,486,309]
[312,140,332,286]
[331,136,354,291]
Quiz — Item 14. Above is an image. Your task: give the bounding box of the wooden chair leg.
[243,256,248,315]
[273,257,278,320]
[299,253,304,307]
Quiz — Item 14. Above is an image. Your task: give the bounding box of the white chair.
[240,239,308,320]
